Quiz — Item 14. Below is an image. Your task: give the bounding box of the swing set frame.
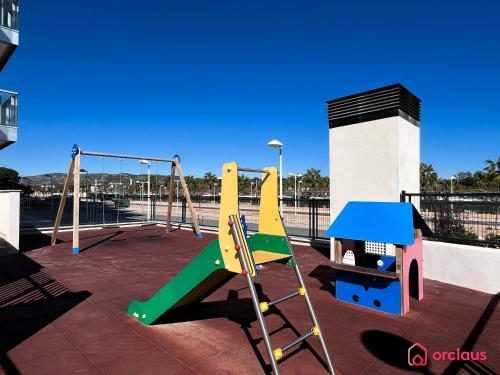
[51,145,202,254]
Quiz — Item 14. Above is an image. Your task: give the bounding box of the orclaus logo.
[408,343,487,366]
[408,343,428,366]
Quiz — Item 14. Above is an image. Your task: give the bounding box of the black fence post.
[314,199,318,239]
[182,197,187,223]
[400,190,406,202]
[151,196,156,221]
[309,199,318,240]
[308,199,312,238]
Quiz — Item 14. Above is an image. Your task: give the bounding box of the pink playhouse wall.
[402,236,423,315]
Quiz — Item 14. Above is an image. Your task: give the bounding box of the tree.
[420,163,438,191]
[0,167,19,185]
[203,172,218,194]
[0,167,34,195]
[303,168,322,189]
[184,175,199,195]
[455,172,475,189]
[482,159,500,188]
[483,159,497,175]
[238,175,251,195]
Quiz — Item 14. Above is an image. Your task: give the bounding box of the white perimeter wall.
[423,240,500,294]
[0,190,20,252]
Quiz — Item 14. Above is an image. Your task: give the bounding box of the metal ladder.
[229,214,335,375]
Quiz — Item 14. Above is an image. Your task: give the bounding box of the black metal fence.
[401,191,500,247]
[20,194,331,241]
[154,196,331,240]
[20,195,153,229]
[19,191,500,247]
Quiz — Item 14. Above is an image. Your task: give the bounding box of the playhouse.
[326,201,432,315]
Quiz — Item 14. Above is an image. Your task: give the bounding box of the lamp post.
[289,173,303,215]
[50,175,54,214]
[267,139,283,216]
[139,160,151,220]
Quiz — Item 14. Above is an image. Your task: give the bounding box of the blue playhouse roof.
[326,201,432,245]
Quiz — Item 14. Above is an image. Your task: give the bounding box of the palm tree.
[184,175,198,195]
[303,168,322,189]
[203,172,218,195]
[482,159,500,188]
[238,175,251,195]
[420,163,438,191]
[484,159,497,175]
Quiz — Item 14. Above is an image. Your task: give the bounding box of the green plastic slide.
[128,240,232,325]
[128,233,292,325]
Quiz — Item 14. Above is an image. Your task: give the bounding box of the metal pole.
[50,175,54,215]
[279,147,283,216]
[294,175,297,215]
[293,262,336,374]
[229,215,280,375]
[80,150,174,163]
[176,179,180,207]
[85,171,89,222]
[239,167,271,174]
[147,164,151,221]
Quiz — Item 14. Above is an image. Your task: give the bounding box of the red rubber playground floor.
[1,226,499,375]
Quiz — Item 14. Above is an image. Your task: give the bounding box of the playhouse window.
[365,241,395,256]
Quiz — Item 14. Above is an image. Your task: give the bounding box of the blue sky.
[0,0,499,178]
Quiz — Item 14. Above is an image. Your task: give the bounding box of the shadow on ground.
[361,293,500,375]
[442,292,499,375]
[310,240,330,259]
[308,265,336,296]
[361,330,434,374]
[19,230,54,252]
[157,284,329,374]
[0,253,90,375]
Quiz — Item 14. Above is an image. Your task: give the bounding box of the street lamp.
[267,139,283,216]
[139,160,151,220]
[289,173,303,215]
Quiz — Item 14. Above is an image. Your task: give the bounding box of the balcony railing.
[0,89,18,127]
[0,0,19,31]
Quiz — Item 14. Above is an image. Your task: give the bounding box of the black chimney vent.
[327,84,421,128]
